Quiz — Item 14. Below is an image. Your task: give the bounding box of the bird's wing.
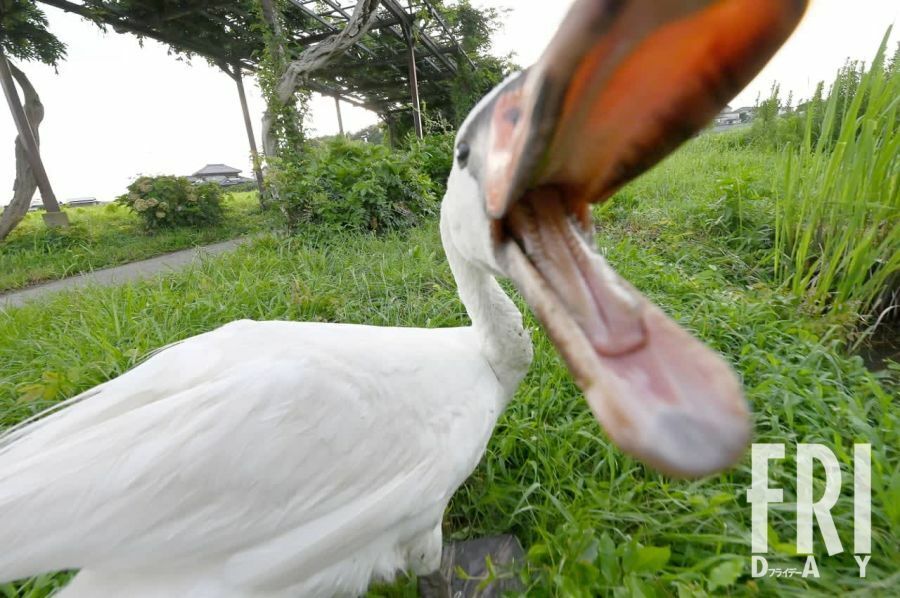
[0,321,464,589]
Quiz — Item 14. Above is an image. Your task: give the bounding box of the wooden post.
[232,63,266,199]
[0,51,68,227]
[384,114,398,148]
[334,96,345,136]
[403,24,424,140]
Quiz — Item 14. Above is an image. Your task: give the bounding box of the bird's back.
[0,319,508,596]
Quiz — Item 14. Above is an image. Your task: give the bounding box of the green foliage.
[749,42,893,153]
[0,217,895,595]
[50,0,261,67]
[747,84,805,149]
[223,181,260,193]
[0,572,73,598]
[2,129,899,596]
[0,193,269,292]
[253,5,308,159]
[117,176,225,230]
[441,0,517,124]
[384,0,517,140]
[349,123,386,145]
[774,29,899,325]
[407,131,455,196]
[0,0,66,67]
[274,138,438,234]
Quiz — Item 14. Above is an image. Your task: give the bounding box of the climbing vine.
[254,0,381,210]
[255,0,309,165]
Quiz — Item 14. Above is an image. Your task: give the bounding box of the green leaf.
[625,544,671,573]
[598,533,620,583]
[707,558,745,592]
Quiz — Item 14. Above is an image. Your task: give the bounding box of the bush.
[224,181,259,193]
[274,137,438,234]
[117,176,224,230]
[408,132,455,196]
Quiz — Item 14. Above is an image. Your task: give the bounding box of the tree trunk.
[260,0,382,158]
[0,63,44,242]
[259,0,292,160]
[259,0,286,64]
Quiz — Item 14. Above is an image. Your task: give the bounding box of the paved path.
[1,238,248,310]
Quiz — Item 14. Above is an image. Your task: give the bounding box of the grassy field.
[0,192,270,293]
[0,136,897,597]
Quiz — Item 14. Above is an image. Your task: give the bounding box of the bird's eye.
[456,142,470,166]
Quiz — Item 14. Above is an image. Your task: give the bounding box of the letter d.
[752,555,768,578]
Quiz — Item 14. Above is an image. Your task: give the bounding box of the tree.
[0,0,66,67]
[442,0,516,124]
[0,0,67,241]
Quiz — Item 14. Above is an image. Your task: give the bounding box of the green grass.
[775,31,899,324]
[1,133,897,596]
[0,192,271,293]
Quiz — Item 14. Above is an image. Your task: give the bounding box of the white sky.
[1,0,898,204]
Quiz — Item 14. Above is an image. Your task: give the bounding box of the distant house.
[188,164,254,187]
[735,106,756,122]
[65,197,100,207]
[715,105,741,126]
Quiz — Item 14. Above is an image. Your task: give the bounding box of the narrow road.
[0,238,247,310]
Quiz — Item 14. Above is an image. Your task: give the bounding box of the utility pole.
[231,62,266,199]
[402,24,424,140]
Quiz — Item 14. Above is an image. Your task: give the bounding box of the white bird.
[0,1,806,596]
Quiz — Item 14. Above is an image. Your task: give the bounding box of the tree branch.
[275,0,383,105]
[0,63,44,240]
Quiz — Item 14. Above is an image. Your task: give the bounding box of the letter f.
[747,444,785,553]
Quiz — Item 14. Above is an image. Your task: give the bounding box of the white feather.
[0,163,535,596]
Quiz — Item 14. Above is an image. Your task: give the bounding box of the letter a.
[802,555,820,578]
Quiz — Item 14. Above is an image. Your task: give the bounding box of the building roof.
[193,164,242,177]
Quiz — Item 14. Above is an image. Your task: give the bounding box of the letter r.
[797,444,843,555]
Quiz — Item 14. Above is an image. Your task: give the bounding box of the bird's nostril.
[505,106,521,125]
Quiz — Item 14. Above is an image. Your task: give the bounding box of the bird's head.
[442,0,807,478]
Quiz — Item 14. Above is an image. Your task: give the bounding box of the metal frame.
[38,0,471,121]
[26,0,472,204]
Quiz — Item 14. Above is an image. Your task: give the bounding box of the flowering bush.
[117,176,224,230]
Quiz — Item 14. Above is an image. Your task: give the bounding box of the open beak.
[489,0,808,478]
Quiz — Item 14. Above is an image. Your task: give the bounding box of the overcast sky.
[1,0,898,204]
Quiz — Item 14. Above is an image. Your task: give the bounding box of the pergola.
[283,0,475,131]
[3,0,471,224]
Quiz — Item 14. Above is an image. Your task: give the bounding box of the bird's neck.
[441,221,533,399]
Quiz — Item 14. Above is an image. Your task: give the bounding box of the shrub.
[117,176,224,230]
[224,181,259,193]
[274,137,437,234]
[408,131,455,196]
[747,84,806,150]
